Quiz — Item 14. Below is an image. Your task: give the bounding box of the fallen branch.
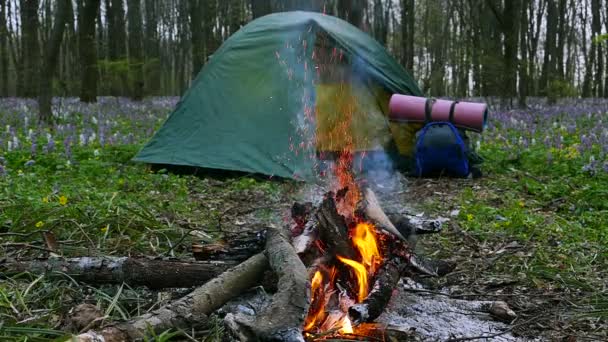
[78,253,269,341]
[0,257,236,289]
[226,226,310,342]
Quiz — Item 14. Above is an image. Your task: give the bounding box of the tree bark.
[77,253,269,341]
[518,0,529,108]
[127,0,144,100]
[590,0,603,96]
[251,0,272,19]
[78,0,101,102]
[605,0,608,97]
[502,0,521,102]
[401,0,415,72]
[203,0,218,61]
[106,0,127,95]
[143,0,160,94]
[0,0,8,96]
[338,0,365,28]
[38,0,70,124]
[189,0,205,78]
[0,257,237,289]
[20,0,40,98]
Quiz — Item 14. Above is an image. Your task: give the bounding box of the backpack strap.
[424,98,436,123]
[448,101,459,124]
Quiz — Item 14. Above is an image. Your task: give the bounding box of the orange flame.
[304,270,326,331]
[352,222,382,274]
[337,255,368,302]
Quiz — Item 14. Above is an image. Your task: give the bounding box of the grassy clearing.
[0,98,288,341]
[1,98,607,340]
[408,103,608,338]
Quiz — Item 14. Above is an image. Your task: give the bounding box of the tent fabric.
[134,11,422,180]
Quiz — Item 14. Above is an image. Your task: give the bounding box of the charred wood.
[406,254,456,277]
[316,193,356,259]
[386,213,444,238]
[348,257,402,324]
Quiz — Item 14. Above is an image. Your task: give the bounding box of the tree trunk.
[554,0,567,79]
[401,0,415,72]
[518,0,529,108]
[338,0,365,28]
[106,0,127,95]
[590,0,603,96]
[503,0,521,103]
[605,0,608,97]
[229,0,243,36]
[189,0,204,78]
[78,0,101,102]
[20,0,40,98]
[540,0,557,95]
[144,0,160,94]
[0,0,8,96]
[251,0,272,19]
[204,0,218,61]
[127,0,144,100]
[38,0,70,124]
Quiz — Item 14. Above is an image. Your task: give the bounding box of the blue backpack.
[414,100,470,177]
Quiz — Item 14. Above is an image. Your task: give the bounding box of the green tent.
[134,11,422,180]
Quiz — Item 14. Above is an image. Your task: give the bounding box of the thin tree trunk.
[401,0,415,72]
[605,0,608,97]
[203,0,218,61]
[338,0,365,28]
[79,0,101,102]
[518,0,529,108]
[20,0,40,98]
[540,0,557,95]
[0,0,8,96]
[554,0,567,79]
[189,0,204,77]
[38,0,70,124]
[503,0,521,104]
[107,0,127,95]
[127,0,144,100]
[144,0,160,94]
[590,0,603,96]
[251,0,272,19]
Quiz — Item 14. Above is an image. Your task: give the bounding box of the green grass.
[424,114,608,330]
[2,102,607,339]
[1,143,288,341]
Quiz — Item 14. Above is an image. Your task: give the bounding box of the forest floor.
[1,97,607,341]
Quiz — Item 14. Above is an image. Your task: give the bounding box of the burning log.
[0,257,236,289]
[348,257,403,324]
[225,226,310,342]
[316,193,357,259]
[76,253,269,341]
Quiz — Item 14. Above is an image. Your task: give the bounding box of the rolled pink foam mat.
[388,94,488,132]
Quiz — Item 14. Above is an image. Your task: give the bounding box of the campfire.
[290,168,422,340]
